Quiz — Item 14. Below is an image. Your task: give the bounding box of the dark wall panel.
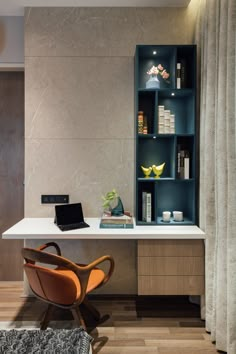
[0,72,24,281]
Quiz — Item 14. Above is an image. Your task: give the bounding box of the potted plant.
[102,189,124,216]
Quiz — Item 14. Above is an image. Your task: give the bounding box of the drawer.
[138,256,204,276]
[138,240,204,257]
[138,275,205,295]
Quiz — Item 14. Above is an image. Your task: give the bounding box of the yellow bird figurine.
[141,165,152,178]
[152,162,165,178]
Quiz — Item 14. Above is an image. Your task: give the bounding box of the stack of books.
[169,114,175,134]
[177,146,190,179]
[142,191,152,222]
[100,213,134,228]
[143,115,148,134]
[158,105,165,133]
[138,111,144,134]
[158,105,175,134]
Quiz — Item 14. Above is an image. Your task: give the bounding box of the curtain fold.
[196,0,236,352]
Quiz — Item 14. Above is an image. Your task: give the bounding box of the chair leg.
[40,304,54,330]
[71,307,87,330]
[83,297,101,321]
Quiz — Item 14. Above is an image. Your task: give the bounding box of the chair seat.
[56,267,106,297]
[24,263,106,306]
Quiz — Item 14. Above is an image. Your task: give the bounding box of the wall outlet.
[41,195,69,204]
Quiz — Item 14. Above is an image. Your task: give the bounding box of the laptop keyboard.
[60,222,89,231]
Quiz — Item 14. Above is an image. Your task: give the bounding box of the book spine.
[178,150,190,179]
[138,111,144,134]
[180,150,185,179]
[158,105,165,134]
[164,110,170,134]
[100,223,134,229]
[170,114,175,134]
[143,115,148,134]
[180,59,186,88]
[142,191,147,221]
[177,63,181,89]
[184,151,190,179]
[146,193,152,222]
[177,145,181,178]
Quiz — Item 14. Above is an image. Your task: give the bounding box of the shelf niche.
[138,137,175,179]
[135,45,197,226]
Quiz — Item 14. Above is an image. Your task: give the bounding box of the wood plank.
[0,282,217,353]
[145,339,216,349]
[138,257,204,276]
[138,276,205,295]
[158,350,217,354]
[138,240,204,257]
[93,348,159,354]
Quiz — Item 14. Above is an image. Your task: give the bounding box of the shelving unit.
[135,45,197,226]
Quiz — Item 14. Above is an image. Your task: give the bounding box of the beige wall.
[0,16,24,65]
[25,6,198,294]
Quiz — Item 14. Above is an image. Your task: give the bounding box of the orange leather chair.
[22,242,114,330]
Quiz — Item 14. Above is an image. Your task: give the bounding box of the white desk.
[2,218,205,296]
[2,217,205,240]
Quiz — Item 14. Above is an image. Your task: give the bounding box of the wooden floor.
[0,282,220,354]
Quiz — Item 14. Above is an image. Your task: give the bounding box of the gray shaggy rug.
[0,328,92,354]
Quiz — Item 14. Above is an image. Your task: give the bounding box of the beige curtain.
[195,0,236,353]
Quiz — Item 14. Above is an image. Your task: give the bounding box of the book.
[180,150,185,179]
[146,193,152,222]
[100,213,134,228]
[143,115,148,134]
[180,58,187,88]
[184,151,190,179]
[177,63,181,89]
[177,148,190,179]
[100,223,133,229]
[142,191,147,221]
[158,105,165,134]
[142,191,152,222]
[177,144,181,177]
[138,111,144,134]
[164,110,170,134]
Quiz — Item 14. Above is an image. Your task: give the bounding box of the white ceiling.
[0,0,191,16]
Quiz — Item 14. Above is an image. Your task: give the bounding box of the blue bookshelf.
[135,45,197,226]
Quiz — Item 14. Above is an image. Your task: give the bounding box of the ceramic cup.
[173,211,183,222]
[162,211,171,222]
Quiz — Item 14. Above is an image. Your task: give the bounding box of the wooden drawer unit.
[138,240,204,257]
[138,240,205,295]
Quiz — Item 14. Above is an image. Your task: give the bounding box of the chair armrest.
[70,255,114,303]
[37,242,61,256]
[76,255,115,287]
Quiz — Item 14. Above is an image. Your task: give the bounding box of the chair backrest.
[22,248,81,306]
[24,263,80,305]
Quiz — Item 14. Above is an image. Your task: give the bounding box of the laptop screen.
[55,203,84,225]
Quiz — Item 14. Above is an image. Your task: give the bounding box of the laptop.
[55,203,90,231]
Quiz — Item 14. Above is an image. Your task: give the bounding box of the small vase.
[146,74,160,89]
[111,197,124,216]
